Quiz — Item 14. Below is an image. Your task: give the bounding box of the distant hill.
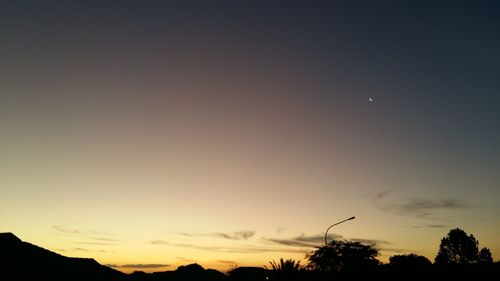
[134,263,228,281]
[0,232,127,281]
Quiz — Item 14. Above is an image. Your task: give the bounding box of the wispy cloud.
[90,237,120,242]
[53,248,108,253]
[152,232,387,255]
[373,191,469,220]
[73,247,91,252]
[53,225,107,235]
[374,190,393,201]
[53,248,68,252]
[264,234,389,249]
[150,240,308,254]
[53,225,81,234]
[212,231,255,240]
[177,231,255,240]
[106,264,170,269]
[350,238,391,245]
[217,260,238,265]
[265,233,342,248]
[276,227,286,235]
[413,224,448,229]
[383,199,467,214]
[53,225,121,245]
[75,241,118,246]
[379,247,412,254]
[177,257,195,263]
[151,240,171,245]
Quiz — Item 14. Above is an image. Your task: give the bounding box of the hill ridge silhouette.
[0,233,229,281]
[0,232,126,281]
[0,232,22,241]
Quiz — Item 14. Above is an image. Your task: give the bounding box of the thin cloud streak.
[53,225,107,235]
[216,260,238,264]
[106,264,170,269]
[212,231,255,240]
[413,224,448,229]
[150,240,309,254]
[53,226,121,246]
[350,238,391,245]
[90,237,120,242]
[276,227,286,235]
[264,234,390,249]
[53,248,108,253]
[177,231,256,240]
[177,257,196,263]
[76,241,118,246]
[374,190,393,201]
[386,199,468,214]
[53,225,81,234]
[379,247,413,254]
[373,191,469,220]
[265,233,342,248]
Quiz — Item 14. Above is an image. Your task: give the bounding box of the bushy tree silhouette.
[307,240,379,272]
[435,228,488,265]
[389,254,431,270]
[478,248,493,264]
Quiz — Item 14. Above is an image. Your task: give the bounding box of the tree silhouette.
[267,258,303,272]
[478,248,493,264]
[307,240,379,272]
[389,254,431,271]
[266,258,303,280]
[435,228,481,265]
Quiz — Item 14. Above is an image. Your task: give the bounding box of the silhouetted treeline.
[1,231,498,281]
[131,263,500,281]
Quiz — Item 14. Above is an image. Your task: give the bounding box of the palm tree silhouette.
[267,258,303,272]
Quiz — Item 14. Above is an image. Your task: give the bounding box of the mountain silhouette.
[0,232,126,281]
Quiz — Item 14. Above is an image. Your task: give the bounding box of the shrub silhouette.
[267,258,303,272]
[266,258,303,280]
[228,267,267,281]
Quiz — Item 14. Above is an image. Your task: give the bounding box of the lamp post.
[325,216,355,246]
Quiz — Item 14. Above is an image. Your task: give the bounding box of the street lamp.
[325,216,355,246]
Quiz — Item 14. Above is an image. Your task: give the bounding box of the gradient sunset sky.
[1,0,499,273]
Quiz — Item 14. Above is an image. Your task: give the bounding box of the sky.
[1,0,499,273]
